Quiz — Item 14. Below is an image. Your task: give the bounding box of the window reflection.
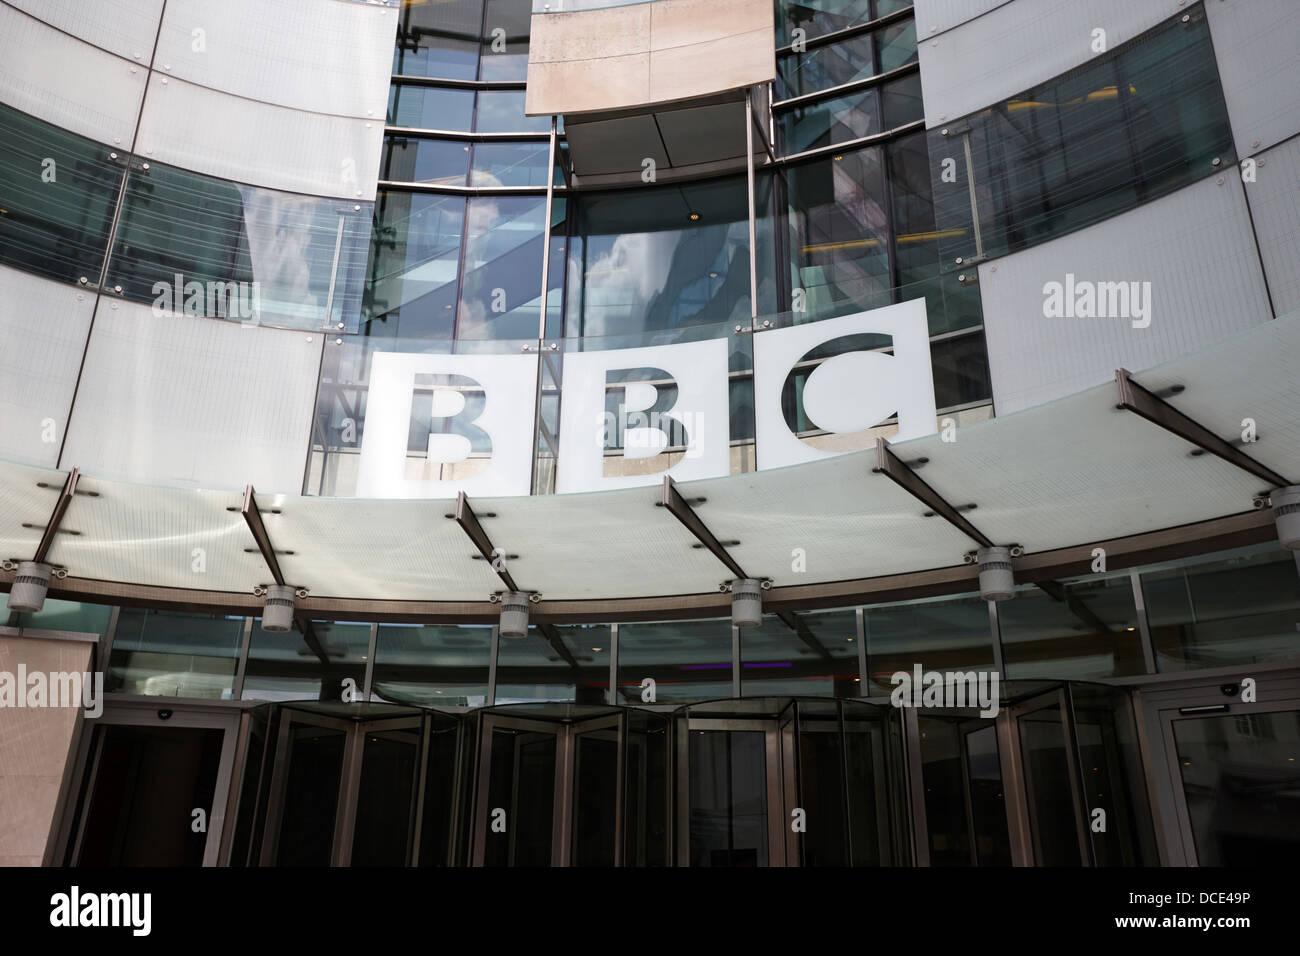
[740,610,860,697]
[241,619,370,702]
[1142,545,1300,672]
[864,594,995,696]
[393,0,483,80]
[106,609,244,699]
[370,623,492,707]
[617,619,733,704]
[455,194,548,339]
[0,104,122,286]
[999,575,1145,680]
[566,177,751,339]
[363,190,464,341]
[387,85,475,131]
[494,624,610,704]
[106,162,372,332]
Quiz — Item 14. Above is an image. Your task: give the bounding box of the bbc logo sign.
[357,299,937,497]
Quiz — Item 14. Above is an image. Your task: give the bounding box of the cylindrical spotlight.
[8,561,52,613]
[1273,486,1300,550]
[499,591,530,638]
[262,584,297,632]
[977,547,1015,602]
[731,578,763,628]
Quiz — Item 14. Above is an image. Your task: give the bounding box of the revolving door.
[673,697,909,866]
[465,704,671,866]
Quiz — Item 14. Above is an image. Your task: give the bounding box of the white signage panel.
[356,351,538,499]
[556,337,731,493]
[753,298,938,470]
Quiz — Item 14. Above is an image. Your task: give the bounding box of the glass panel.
[456,194,548,340]
[918,716,974,865]
[617,619,733,704]
[363,190,465,342]
[875,18,917,73]
[418,713,464,866]
[474,90,551,133]
[780,87,879,154]
[0,103,123,285]
[471,140,551,187]
[931,329,992,409]
[370,624,493,707]
[484,726,556,866]
[106,161,373,332]
[274,717,346,865]
[572,724,620,865]
[776,32,875,99]
[478,0,531,82]
[778,0,874,46]
[624,709,671,866]
[566,176,752,338]
[351,724,421,866]
[1018,700,1083,865]
[1141,546,1300,672]
[928,8,1235,266]
[688,730,769,866]
[999,575,1146,680]
[864,593,995,697]
[880,71,924,130]
[797,703,850,866]
[1172,707,1300,865]
[0,596,112,638]
[77,725,224,866]
[393,0,483,80]
[387,84,476,131]
[965,723,1012,865]
[105,608,245,699]
[842,702,898,865]
[494,624,611,704]
[382,136,471,187]
[785,147,890,324]
[1070,683,1157,865]
[241,619,371,702]
[740,609,860,696]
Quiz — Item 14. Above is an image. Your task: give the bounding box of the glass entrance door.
[468,704,669,866]
[1154,680,1300,865]
[676,697,906,866]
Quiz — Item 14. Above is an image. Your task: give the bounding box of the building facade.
[0,0,1298,867]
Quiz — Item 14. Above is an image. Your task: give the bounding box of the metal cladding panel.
[1205,0,1300,154]
[913,0,1013,38]
[916,0,1173,128]
[3,0,165,62]
[153,0,397,120]
[0,5,147,147]
[60,301,321,495]
[977,174,1272,415]
[135,74,384,200]
[0,268,95,468]
[1246,136,1300,318]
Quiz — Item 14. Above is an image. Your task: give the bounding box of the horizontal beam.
[874,438,994,549]
[661,476,747,581]
[1115,368,1290,488]
[455,491,520,593]
[34,468,79,564]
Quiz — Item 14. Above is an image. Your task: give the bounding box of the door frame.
[61,696,245,867]
[1138,670,1300,866]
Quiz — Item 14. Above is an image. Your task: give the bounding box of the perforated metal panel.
[0,459,66,566]
[1246,136,1300,317]
[153,0,397,119]
[251,493,503,602]
[61,302,321,495]
[135,74,383,200]
[3,0,164,62]
[44,474,262,592]
[1206,0,1300,154]
[0,268,94,467]
[0,5,147,147]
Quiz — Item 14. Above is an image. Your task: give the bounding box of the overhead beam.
[242,485,285,586]
[661,476,748,581]
[874,438,994,549]
[537,622,580,670]
[775,609,836,664]
[454,491,521,593]
[33,468,79,563]
[1115,368,1291,488]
